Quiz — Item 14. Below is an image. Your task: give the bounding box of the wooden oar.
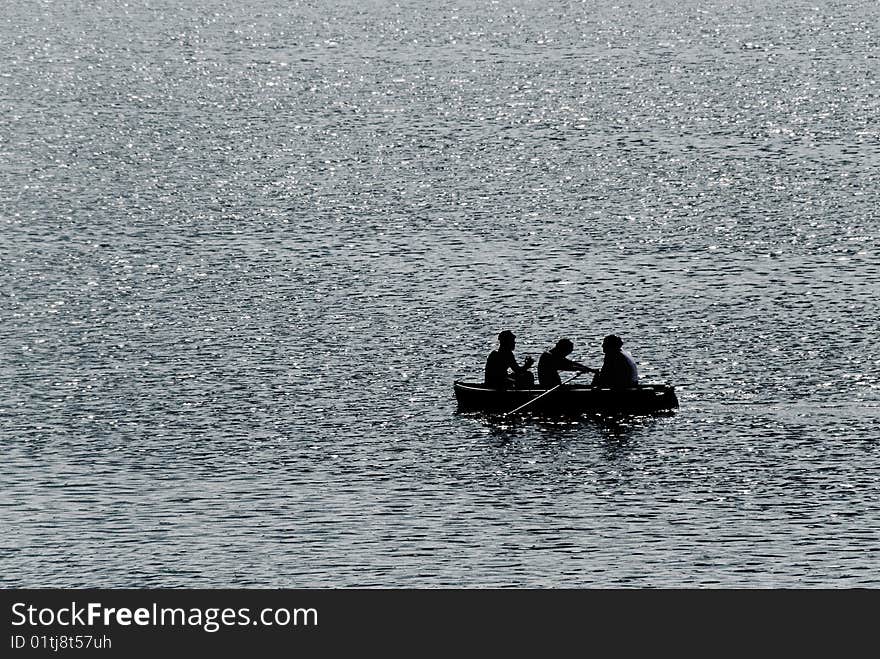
[506,370,585,416]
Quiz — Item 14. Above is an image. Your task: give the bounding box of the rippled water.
[2,0,879,587]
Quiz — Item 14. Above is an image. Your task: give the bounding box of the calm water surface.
[2,0,879,587]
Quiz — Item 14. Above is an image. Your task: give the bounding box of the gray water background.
[2,0,879,587]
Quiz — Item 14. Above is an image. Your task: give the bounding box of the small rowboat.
[453,381,679,415]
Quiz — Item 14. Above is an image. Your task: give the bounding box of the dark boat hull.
[454,381,679,415]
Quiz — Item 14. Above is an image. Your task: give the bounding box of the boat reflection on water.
[459,408,671,432]
[458,404,672,455]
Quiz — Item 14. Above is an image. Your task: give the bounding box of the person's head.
[602,334,623,353]
[498,330,516,350]
[554,338,574,356]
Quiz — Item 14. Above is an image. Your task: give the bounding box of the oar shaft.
[506,371,583,415]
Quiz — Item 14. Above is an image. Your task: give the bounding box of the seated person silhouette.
[484,330,535,389]
[592,334,639,387]
[537,338,596,388]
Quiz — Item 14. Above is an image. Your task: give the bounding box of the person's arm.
[560,358,597,374]
[504,351,531,374]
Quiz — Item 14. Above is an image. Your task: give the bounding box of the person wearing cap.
[592,334,639,387]
[537,338,596,388]
[484,330,535,389]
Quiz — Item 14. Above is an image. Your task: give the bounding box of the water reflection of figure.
[484,330,535,389]
[594,414,638,460]
[537,338,597,388]
[592,334,639,387]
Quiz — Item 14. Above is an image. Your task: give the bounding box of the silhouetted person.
[592,334,639,387]
[485,330,535,389]
[537,338,596,388]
